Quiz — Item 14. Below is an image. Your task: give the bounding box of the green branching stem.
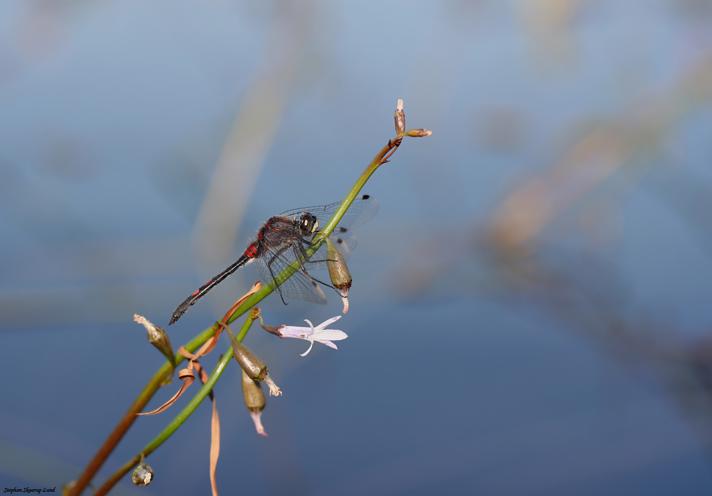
[94,316,254,496]
[68,100,428,495]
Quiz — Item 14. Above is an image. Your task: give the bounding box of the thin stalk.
[69,100,427,495]
[66,321,226,496]
[94,316,254,495]
[232,135,404,302]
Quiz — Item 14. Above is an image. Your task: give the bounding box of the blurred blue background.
[2,1,712,494]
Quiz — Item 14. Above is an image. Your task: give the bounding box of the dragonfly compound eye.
[300,214,318,235]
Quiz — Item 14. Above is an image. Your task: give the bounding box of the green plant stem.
[94,316,254,496]
[70,103,420,495]
[315,139,401,244]
[66,321,227,496]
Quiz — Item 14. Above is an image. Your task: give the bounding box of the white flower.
[278,315,348,357]
[250,411,268,437]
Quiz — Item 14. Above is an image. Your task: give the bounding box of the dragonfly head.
[299,213,319,236]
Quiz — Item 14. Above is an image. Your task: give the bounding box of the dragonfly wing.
[329,232,358,259]
[255,244,328,304]
[279,194,378,232]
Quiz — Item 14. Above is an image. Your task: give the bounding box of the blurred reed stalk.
[193,1,313,304]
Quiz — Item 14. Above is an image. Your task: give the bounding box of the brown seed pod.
[326,238,352,295]
[231,339,268,382]
[131,461,154,486]
[241,370,266,412]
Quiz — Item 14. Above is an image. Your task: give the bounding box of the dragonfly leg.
[299,238,336,265]
[266,245,290,305]
[292,243,336,292]
[298,237,336,264]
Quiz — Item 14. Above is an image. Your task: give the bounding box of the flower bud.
[326,238,352,314]
[230,337,282,396]
[131,460,154,486]
[406,128,432,138]
[394,98,406,136]
[241,370,267,436]
[231,340,267,381]
[134,314,175,383]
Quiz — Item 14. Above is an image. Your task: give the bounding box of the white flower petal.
[315,315,342,330]
[279,325,312,339]
[275,315,347,356]
[250,411,268,437]
[319,340,338,350]
[314,329,348,341]
[300,339,315,357]
[341,296,349,314]
[264,376,282,397]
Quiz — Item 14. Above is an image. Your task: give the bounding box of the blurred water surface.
[2,1,712,494]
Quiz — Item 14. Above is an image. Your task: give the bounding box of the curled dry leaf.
[137,347,205,416]
[137,367,195,416]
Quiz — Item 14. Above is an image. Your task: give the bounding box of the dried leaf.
[194,282,263,360]
[209,392,221,496]
[179,346,201,362]
[138,367,195,416]
[227,281,262,315]
[137,347,205,416]
[198,366,209,385]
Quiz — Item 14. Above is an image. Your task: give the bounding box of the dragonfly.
[169,194,375,325]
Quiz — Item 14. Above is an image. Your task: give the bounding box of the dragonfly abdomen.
[168,253,251,325]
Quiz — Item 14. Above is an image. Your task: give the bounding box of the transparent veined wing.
[256,194,376,304]
[254,241,328,305]
[281,194,375,259]
[279,194,378,234]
